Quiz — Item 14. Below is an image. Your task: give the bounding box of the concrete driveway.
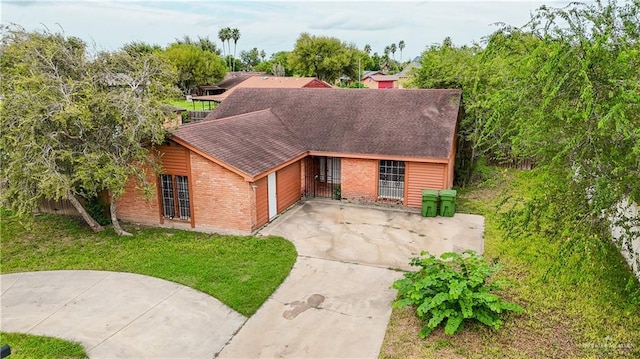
[0,271,245,358]
[218,200,484,358]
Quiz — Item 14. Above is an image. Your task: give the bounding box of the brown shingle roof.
[193,76,332,103]
[175,88,461,178]
[172,109,306,177]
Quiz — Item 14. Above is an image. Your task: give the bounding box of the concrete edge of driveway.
[0,270,246,359]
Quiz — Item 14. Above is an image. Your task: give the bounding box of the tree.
[162,43,226,95]
[409,1,640,265]
[231,28,240,71]
[254,51,293,76]
[218,27,231,69]
[217,29,227,59]
[493,0,640,248]
[390,43,397,60]
[410,36,520,180]
[197,36,220,54]
[0,25,178,235]
[240,47,260,70]
[289,33,364,82]
[364,44,371,54]
[260,49,266,61]
[371,52,381,71]
[174,35,220,55]
[271,51,293,76]
[398,40,405,61]
[122,41,162,56]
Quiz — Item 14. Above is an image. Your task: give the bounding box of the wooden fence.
[38,191,109,217]
[487,158,535,170]
[38,198,81,216]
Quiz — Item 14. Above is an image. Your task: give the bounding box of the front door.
[303,156,341,199]
[268,172,277,219]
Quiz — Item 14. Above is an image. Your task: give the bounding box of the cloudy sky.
[2,0,574,59]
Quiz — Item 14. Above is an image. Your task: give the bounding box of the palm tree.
[231,28,240,71]
[218,28,229,68]
[390,43,397,60]
[224,27,233,70]
[398,40,405,61]
[260,49,266,61]
[364,44,371,55]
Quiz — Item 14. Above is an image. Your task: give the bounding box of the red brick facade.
[116,170,160,225]
[117,144,256,234]
[118,146,454,233]
[189,152,254,233]
[341,158,378,202]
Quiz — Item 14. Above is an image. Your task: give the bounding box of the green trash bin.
[421,189,439,217]
[439,189,457,217]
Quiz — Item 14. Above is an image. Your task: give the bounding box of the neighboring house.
[194,85,225,96]
[397,60,422,88]
[117,88,462,234]
[397,61,422,79]
[361,70,384,79]
[191,76,332,106]
[362,74,400,89]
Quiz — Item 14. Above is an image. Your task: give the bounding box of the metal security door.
[303,156,341,199]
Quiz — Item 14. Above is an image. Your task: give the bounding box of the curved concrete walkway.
[0,270,245,358]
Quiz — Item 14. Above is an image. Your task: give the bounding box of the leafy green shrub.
[333,185,341,200]
[83,195,110,225]
[392,250,522,338]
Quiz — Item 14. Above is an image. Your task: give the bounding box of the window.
[160,174,190,220]
[379,160,405,200]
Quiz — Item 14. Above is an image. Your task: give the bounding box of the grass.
[0,211,297,316]
[380,167,640,358]
[0,332,87,359]
[166,98,216,111]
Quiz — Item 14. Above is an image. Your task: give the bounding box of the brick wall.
[116,169,160,225]
[117,149,255,234]
[341,158,378,202]
[190,152,254,233]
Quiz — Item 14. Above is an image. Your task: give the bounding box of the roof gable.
[173,109,306,178]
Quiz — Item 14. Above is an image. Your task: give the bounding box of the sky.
[2,0,576,60]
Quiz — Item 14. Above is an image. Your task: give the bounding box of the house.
[117,88,462,234]
[194,85,225,96]
[362,74,400,89]
[191,76,332,106]
[361,70,384,79]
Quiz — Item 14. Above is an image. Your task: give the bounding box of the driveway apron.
[0,270,246,358]
[218,200,484,358]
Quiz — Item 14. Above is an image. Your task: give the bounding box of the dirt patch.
[379,305,581,359]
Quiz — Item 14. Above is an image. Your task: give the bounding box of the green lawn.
[0,211,297,316]
[0,332,87,359]
[380,168,640,358]
[166,98,216,111]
